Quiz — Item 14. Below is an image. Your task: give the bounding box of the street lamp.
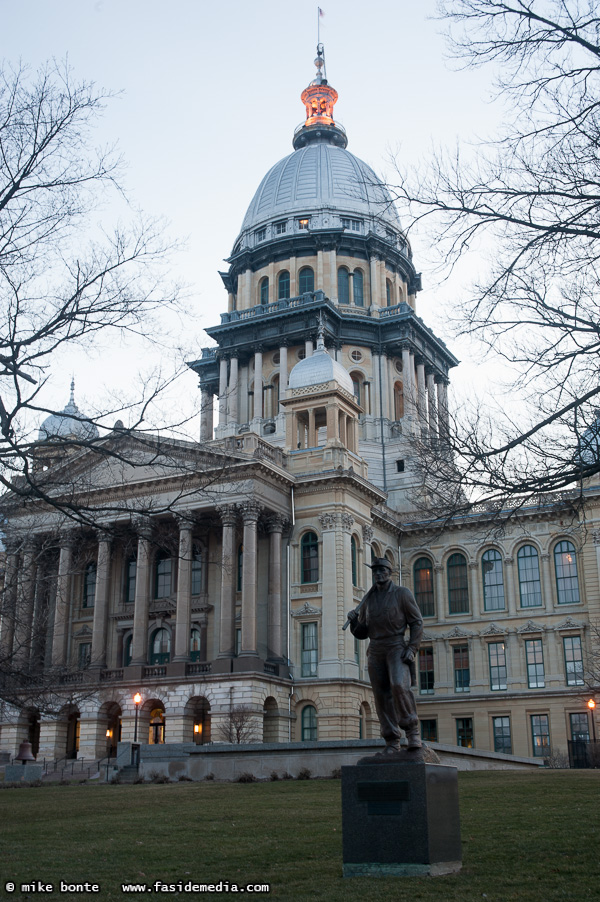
[133,692,142,743]
[588,699,597,743]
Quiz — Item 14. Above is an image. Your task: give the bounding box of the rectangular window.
[297,217,310,230]
[255,227,266,243]
[569,712,590,742]
[235,628,241,657]
[78,642,91,670]
[420,719,438,742]
[301,622,318,677]
[525,639,545,688]
[456,717,474,747]
[531,714,550,757]
[563,636,584,686]
[125,558,136,604]
[453,645,470,693]
[488,642,507,691]
[341,217,362,231]
[275,221,287,234]
[492,716,512,754]
[419,647,435,695]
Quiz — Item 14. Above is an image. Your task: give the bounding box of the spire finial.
[316,312,326,352]
[70,377,75,404]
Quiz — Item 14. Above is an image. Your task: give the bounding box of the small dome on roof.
[288,341,354,395]
[38,381,99,443]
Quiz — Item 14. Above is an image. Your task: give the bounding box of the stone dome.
[235,142,401,251]
[38,381,99,443]
[288,343,354,395]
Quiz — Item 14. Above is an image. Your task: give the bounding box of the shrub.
[270,771,280,781]
[297,768,312,780]
[236,772,257,783]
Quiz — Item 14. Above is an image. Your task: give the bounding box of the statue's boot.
[405,727,422,750]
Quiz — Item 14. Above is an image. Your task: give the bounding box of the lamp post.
[133,692,142,743]
[588,699,597,743]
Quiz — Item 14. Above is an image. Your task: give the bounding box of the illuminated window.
[447,553,469,614]
[456,717,473,747]
[517,545,542,607]
[419,647,434,694]
[298,267,314,294]
[275,221,287,234]
[298,217,310,230]
[301,705,317,741]
[260,277,269,305]
[337,267,350,304]
[530,714,550,757]
[83,562,96,608]
[554,541,580,604]
[482,549,505,611]
[150,628,171,665]
[353,269,364,306]
[190,628,201,662]
[420,719,437,742]
[414,557,434,617]
[488,642,507,690]
[301,532,319,583]
[278,270,290,300]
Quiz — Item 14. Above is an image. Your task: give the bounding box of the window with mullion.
[419,647,435,694]
[414,557,435,617]
[492,716,512,754]
[482,549,505,611]
[447,553,469,614]
[301,622,318,677]
[154,553,172,599]
[191,546,203,596]
[530,714,550,757]
[337,267,350,304]
[301,705,317,741]
[124,556,136,604]
[517,545,542,607]
[488,641,507,690]
[569,712,590,742]
[453,644,470,692]
[83,562,96,608]
[525,638,545,688]
[563,635,584,685]
[298,267,314,294]
[301,532,319,584]
[353,269,364,306]
[554,541,580,604]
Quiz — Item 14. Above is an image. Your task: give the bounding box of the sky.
[2,0,505,436]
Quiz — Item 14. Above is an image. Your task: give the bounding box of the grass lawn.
[0,770,598,901]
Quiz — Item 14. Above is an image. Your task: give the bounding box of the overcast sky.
[3,0,504,435]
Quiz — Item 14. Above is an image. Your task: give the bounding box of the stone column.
[328,249,336,300]
[253,350,263,420]
[317,249,324,293]
[51,535,74,667]
[218,506,237,658]
[240,502,261,657]
[468,561,479,618]
[437,380,449,440]
[218,357,228,427]
[379,352,390,420]
[228,356,239,426]
[362,525,374,590]
[90,533,112,668]
[267,516,284,660]
[369,257,380,306]
[434,565,446,623]
[427,372,438,436]
[305,339,314,358]
[200,387,214,441]
[318,512,338,677]
[279,345,288,410]
[198,613,208,663]
[416,361,427,428]
[131,520,152,665]
[174,518,193,662]
[505,557,518,615]
[540,552,554,613]
[13,544,36,669]
[402,347,416,419]
[0,543,19,664]
[308,408,316,447]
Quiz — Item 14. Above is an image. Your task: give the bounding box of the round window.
[272,351,280,365]
[350,349,363,363]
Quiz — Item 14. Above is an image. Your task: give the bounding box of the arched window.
[413,557,434,617]
[83,562,96,608]
[517,545,542,607]
[154,552,172,599]
[447,553,469,614]
[554,541,580,604]
[394,382,404,421]
[150,628,171,664]
[386,279,392,306]
[237,544,243,592]
[190,628,201,662]
[278,270,290,300]
[191,545,203,596]
[260,277,269,305]
[123,634,133,667]
[337,267,350,304]
[351,375,361,407]
[298,266,314,294]
[353,269,364,306]
[301,531,319,583]
[482,549,505,611]
[351,536,358,587]
[301,705,317,741]
[124,555,136,604]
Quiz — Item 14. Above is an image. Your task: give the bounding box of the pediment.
[554,616,585,632]
[480,623,507,637]
[517,619,545,634]
[291,602,322,618]
[443,626,475,639]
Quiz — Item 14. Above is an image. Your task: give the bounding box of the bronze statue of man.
[347,557,424,753]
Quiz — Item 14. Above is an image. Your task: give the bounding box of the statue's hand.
[402,647,416,664]
[346,609,359,624]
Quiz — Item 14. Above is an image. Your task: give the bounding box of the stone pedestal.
[5,764,43,783]
[341,762,461,877]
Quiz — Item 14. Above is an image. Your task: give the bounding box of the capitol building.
[1,48,598,766]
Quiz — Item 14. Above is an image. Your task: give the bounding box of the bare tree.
[216,705,260,744]
[389,1,600,507]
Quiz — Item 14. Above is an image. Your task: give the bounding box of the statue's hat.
[367,557,393,571]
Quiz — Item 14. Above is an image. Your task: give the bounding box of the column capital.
[265,513,288,534]
[216,504,239,527]
[318,512,337,531]
[240,500,263,522]
[362,524,374,543]
[131,514,153,539]
[173,512,195,531]
[341,513,355,532]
